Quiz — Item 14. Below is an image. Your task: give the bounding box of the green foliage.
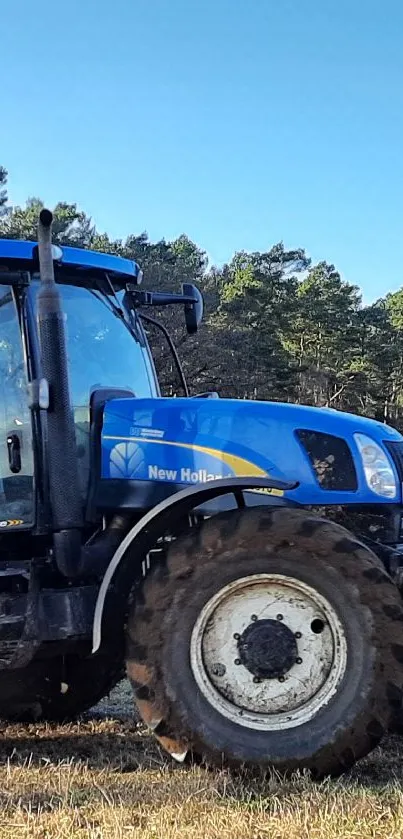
[208,245,309,400]
[1,166,403,426]
[0,167,7,216]
[0,195,95,246]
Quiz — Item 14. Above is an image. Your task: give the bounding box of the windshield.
[30,280,158,403]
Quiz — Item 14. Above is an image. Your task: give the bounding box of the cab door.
[0,285,34,527]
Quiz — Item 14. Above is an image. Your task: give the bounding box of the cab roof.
[0,239,141,283]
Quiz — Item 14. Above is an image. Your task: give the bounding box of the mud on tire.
[126,507,403,777]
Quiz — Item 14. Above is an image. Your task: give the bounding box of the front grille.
[296,430,358,491]
[384,440,403,482]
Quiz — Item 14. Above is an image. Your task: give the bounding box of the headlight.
[354,433,397,499]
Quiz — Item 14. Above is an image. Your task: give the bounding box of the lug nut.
[253,676,261,683]
[296,657,303,665]
[276,614,283,621]
[234,658,241,665]
[278,676,285,683]
[233,633,241,640]
[251,615,258,622]
[295,632,302,639]
[211,663,226,677]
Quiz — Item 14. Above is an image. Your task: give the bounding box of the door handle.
[7,434,21,474]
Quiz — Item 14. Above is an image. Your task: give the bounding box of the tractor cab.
[0,238,200,531]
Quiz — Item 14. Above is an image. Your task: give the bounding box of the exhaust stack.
[37,209,83,576]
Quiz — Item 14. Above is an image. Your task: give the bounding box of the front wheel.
[126,507,403,777]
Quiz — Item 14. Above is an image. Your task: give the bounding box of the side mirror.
[124,282,204,335]
[182,283,203,335]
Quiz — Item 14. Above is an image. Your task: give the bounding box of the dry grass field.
[0,680,403,838]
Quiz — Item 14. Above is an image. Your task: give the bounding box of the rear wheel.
[0,649,124,722]
[126,507,403,777]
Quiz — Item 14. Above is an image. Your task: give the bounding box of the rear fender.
[92,476,299,653]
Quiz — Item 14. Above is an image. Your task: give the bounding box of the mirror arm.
[126,288,197,308]
[126,282,203,336]
[139,312,189,398]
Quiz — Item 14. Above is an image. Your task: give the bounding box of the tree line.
[1,165,402,428]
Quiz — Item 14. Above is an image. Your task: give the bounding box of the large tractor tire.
[0,649,124,723]
[126,507,403,777]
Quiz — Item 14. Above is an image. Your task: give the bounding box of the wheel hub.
[191,573,348,730]
[238,619,297,680]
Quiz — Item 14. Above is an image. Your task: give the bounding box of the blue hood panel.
[101,397,403,505]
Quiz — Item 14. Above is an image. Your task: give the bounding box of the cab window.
[31,280,158,497]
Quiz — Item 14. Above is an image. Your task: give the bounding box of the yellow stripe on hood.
[103,435,285,496]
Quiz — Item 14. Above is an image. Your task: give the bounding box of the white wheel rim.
[190,574,348,731]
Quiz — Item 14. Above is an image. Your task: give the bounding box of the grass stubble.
[0,681,402,838]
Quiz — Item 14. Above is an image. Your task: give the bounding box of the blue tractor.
[0,208,403,777]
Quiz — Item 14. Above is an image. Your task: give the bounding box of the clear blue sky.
[3,0,403,301]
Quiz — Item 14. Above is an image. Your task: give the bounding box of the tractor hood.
[100,396,403,506]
